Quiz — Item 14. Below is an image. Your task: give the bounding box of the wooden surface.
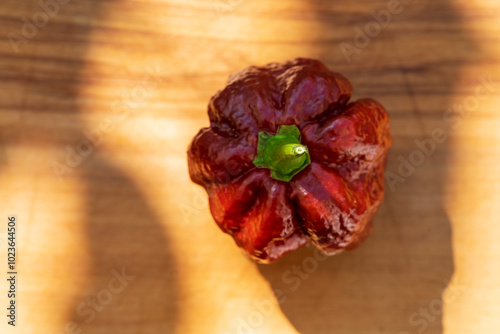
[1,0,500,333]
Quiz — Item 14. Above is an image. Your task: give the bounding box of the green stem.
[252,125,311,182]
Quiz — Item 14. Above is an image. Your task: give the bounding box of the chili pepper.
[187,58,392,263]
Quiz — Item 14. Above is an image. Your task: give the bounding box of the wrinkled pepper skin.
[187,58,392,263]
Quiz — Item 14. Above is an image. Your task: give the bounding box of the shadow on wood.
[258,1,477,333]
[7,2,182,333]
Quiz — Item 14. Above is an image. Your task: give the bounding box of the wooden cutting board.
[1,0,500,333]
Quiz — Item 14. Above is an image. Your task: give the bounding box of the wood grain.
[1,0,500,333]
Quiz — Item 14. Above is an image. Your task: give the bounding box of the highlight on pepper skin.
[187,58,392,263]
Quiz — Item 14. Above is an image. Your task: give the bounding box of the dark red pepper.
[187,58,392,263]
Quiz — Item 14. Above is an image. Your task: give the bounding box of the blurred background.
[1,0,500,333]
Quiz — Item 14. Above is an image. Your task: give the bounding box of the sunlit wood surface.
[1,0,500,333]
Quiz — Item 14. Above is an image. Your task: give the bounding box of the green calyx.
[252,125,311,182]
